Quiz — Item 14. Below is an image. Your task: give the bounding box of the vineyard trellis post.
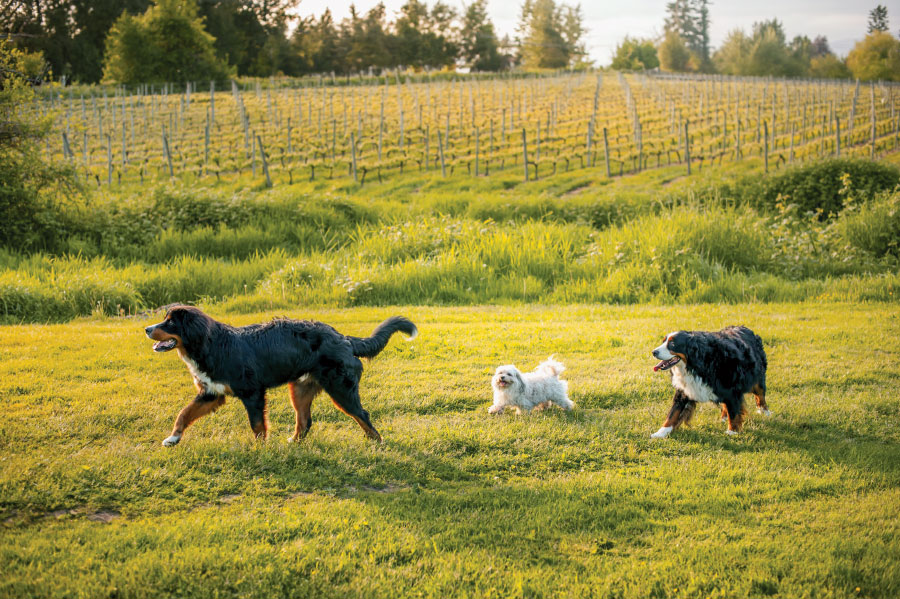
[437,130,446,177]
[521,128,529,182]
[475,126,480,177]
[256,134,271,188]
[763,121,769,173]
[162,127,174,177]
[603,127,610,178]
[106,134,112,185]
[350,131,357,182]
[684,121,691,176]
[835,117,841,157]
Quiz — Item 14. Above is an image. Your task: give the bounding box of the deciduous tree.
[102,0,234,83]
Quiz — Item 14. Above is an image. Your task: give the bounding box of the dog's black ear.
[178,309,211,350]
[682,332,706,363]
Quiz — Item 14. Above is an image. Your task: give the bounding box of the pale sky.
[290,0,900,64]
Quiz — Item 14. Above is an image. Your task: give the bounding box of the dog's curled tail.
[349,316,418,358]
[537,356,565,377]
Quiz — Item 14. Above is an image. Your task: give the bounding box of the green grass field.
[2,303,898,598]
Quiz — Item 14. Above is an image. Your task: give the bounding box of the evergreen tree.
[460,0,504,71]
[868,5,889,34]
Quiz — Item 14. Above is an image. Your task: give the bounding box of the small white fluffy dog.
[489,358,574,415]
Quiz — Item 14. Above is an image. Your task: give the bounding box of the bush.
[736,158,900,217]
[836,188,900,259]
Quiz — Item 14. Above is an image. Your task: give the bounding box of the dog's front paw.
[161,435,181,447]
[488,404,503,414]
[725,429,739,436]
[650,426,673,439]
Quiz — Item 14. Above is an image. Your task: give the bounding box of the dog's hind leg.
[720,403,729,422]
[288,377,322,442]
[752,383,770,416]
[315,359,382,442]
[163,392,226,446]
[238,390,269,440]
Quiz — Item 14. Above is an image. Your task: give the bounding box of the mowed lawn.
[1,303,899,599]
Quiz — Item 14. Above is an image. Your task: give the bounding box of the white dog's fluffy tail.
[536,356,565,377]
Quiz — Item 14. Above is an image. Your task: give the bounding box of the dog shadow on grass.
[672,415,900,485]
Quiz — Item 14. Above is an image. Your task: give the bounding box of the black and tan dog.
[650,326,770,438]
[145,306,417,446]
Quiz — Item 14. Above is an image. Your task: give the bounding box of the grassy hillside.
[2,303,898,598]
[3,157,900,322]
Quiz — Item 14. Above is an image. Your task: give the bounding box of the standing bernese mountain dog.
[650,326,770,438]
[144,306,417,446]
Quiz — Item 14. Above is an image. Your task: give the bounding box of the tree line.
[3,0,586,83]
[612,2,900,81]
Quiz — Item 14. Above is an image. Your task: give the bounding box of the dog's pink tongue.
[653,361,665,372]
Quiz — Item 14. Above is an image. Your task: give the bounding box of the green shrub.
[835,189,900,259]
[736,158,900,217]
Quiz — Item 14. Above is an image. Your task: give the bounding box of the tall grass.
[3,160,899,321]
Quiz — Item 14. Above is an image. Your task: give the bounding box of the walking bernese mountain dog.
[650,326,770,438]
[144,306,417,446]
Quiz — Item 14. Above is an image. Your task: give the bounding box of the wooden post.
[106,134,112,185]
[603,127,610,178]
[162,128,174,177]
[736,118,741,159]
[835,117,841,157]
[256,134,272,188]
[586,120,593,167]
[62,132,73,159]
[522,128,529,182]
[871,95,877,159]
[763,121,769,173]
[684,120,691,176]
[204,111,210,168]
[251,132,257,177]
[789,121,794,163]
[437,130,446,177]
[424,126,429,171]
[474,126,479,176]
[350,131,357,182]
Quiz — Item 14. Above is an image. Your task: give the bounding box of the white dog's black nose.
[652,349,660,358]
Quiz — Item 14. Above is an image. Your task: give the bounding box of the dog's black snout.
[652,349,660,358]
[145,325,154,336]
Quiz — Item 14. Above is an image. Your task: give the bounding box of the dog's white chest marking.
[181,355,229,395]
[670,363,717,403]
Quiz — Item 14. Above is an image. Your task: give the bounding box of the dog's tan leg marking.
[165,395,226,445]
[663,400,695,429]
[726,406,746,433]
[288,379,322,442]
[751,383,769,414]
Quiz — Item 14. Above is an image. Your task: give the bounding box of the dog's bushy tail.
[349,316,418,358]
[536,356,565,377]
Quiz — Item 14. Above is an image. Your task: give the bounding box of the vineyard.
[5,68,900,599]
[33,71,900,187]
